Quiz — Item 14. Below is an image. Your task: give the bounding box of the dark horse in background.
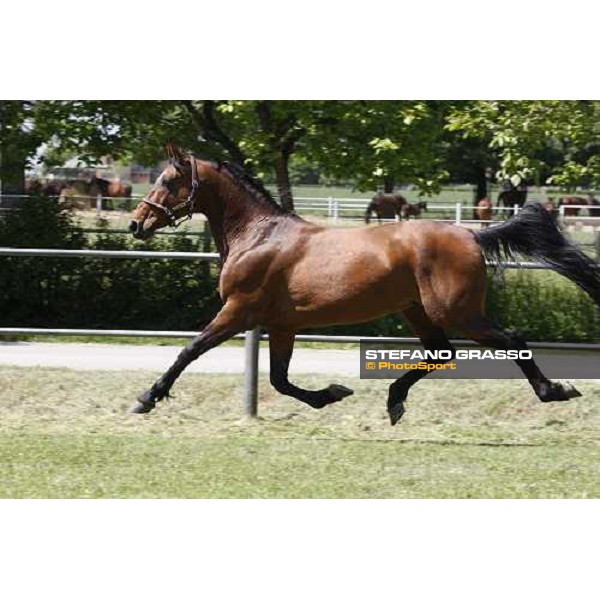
[128,145,600,425]
[497,180,527,217]
[401,201,428,220]
[365,192,406,224]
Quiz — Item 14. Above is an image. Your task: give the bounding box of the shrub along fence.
[1,197,599,343]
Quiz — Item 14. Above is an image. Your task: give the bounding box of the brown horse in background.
[557,196,588,217]
[128,146,600,425]
[365,192,407,224]
[475,198,493,227]
[25,178,68,197]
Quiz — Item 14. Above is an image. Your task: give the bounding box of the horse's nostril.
[129,220,138,233]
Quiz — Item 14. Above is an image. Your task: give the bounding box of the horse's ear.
[165,143,188,166]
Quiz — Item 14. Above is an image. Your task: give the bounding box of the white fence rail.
[4,193,600,229]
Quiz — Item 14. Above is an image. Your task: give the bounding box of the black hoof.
[129,389,159,414]
[327,384,354,401]
[129,399,156,414]
[388,401,405,426]
[539,381,582,403]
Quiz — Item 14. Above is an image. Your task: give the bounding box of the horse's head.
[130,144,209,240]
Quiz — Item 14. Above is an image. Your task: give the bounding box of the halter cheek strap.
[142,156,200,228]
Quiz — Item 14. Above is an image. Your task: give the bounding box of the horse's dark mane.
[218,161,296,217]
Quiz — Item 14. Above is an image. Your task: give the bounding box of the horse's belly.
[282,257,418,327]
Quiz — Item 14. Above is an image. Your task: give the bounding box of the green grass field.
[2,366,600,498]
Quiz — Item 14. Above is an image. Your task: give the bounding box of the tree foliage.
[447,100,600,189]
[4,100,600,202]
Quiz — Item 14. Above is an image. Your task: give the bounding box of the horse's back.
[283,220,483,324]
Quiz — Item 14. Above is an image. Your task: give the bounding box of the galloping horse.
[401,201,428,220]
[129,145,600,425]
[365,192,406,224]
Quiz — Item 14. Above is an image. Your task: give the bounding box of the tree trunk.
[0,145,26,205]
[472,167,488,219]
[474,167,488,201]
[274,153,294,212]
[383,176,395,193]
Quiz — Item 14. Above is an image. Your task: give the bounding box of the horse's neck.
[200,178,281,262]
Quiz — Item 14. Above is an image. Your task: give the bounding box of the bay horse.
[128,145,600,425]
[365,192,407,224]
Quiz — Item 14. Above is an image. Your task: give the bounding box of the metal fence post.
[96,194,103,216]
[455,202,461,225]
[243,328,260,418]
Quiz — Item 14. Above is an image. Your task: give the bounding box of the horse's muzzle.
[129,220,147,239]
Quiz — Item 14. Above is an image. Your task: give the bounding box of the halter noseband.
[142,156,200,228]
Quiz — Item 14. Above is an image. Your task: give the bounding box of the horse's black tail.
[365,202,373,224]
[474,202,600,307]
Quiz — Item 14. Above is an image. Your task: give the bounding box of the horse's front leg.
[130,302,246,414]
[268,329,354,409]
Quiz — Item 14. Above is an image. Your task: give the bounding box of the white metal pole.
[243,328,260,418]
[455,202,461,225]
[96,194,103,216]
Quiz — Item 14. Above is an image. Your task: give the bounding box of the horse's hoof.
[388,402,405,426]
[540,381,582,403]
[328,384,354,400]
[129,399,155,414]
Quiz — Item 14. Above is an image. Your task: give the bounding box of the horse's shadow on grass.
[313,437,542,447]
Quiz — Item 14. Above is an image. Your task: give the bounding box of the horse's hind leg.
[388,304,456,425]
[459,318,582,402]
[269,329,353,409]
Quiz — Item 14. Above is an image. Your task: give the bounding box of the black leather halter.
[142,156,200,228]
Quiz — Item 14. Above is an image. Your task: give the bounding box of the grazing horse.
[60,176,132,209]
[557,196,588,217]
[128,145,600,425]
[401,201,428,220]
[25,178,68,197]
[365,192,407,224]
[475,198,493,227]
